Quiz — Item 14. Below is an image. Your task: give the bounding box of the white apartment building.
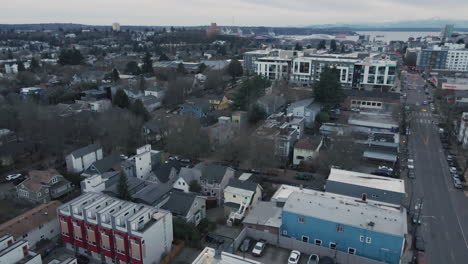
[0,236,42,264]
[446,50,468,72]
[65,144,103,173]
[57,193,173,264]
[255,56,291,80]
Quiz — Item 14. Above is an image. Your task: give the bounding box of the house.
[293,136,323,166]
[80,171,120,193]
[231,111,248,131]
[325,168,405,206]
[281,191,407,264]
[0,236,42,264]
[195,162,236,206]
[256,94,286,116]
[132,183,174,207]
[65,143,103,173]
[161,191,206,226]
[206,95,230,110]
[57,193,173,264]
[144,86,165,99]
[142,119,164,142]
[16,169,73,203]
[153,160,181,184]
[80,154,123,178]
[224,179,262,225]
[0,201,62,249]
[242,201,282,236]
[173,167,202,193]
[204,116,234,148]
[180,99,211,118]
[287,98,322,128]
[141,95,161,112]
[103,176,148,198]
[342,90,400,111]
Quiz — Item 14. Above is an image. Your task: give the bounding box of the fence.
[239,228,385,264]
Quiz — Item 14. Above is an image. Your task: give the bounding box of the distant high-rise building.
[112,22,120,32]
[440,24,454,41]
[206,22,219,37]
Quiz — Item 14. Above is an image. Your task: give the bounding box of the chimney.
[362,193,367,202]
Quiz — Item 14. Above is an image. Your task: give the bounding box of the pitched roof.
[227,178,258,192]
[132,183,173,206]
[288,98,314,109]
[294,136,323,150]
[154,160,182,183]
[161,191,196,217]
[21,169,62,192]
[178,167,202,183]
[0,201,62,239]
[85,154,122,175]
[69,143,101,158]
[195,163,230,184]
[143,119,162,132]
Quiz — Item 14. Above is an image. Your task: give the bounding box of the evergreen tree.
[17,60,25,72]
[176,63,186,74]
[340,44,346,53]
[227,58,243,80]
[125,61,141,75]
[141,52,153,75]
[58,48,84,65]
[314,67,344,108]
[317,40,326,50]
[330,40,337,52]
[30,58,40,71]
[189,180,202,193]
[111,68,120,82]
[7,50,13,60]
[113,89,130,108]
[130,99,150,121]
[198,63,207,73]
[117,172,132,201]
[294,43,303,51]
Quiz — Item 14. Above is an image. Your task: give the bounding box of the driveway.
[236,244,318,264]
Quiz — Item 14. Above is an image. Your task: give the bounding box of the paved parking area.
[235,245,313,264]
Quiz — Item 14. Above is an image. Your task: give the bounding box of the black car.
[239,238,252,252]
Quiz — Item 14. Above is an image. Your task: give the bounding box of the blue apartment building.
[281,191,407,264]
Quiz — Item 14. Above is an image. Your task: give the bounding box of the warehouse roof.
[327,168,404,193]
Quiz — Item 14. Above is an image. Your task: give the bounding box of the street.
[405,73,468,263]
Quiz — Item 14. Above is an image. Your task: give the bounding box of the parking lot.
[235,244,333,264]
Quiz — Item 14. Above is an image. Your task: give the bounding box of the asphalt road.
[404,73,468,263]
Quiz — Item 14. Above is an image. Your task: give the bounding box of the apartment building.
[0,235,42,264]
[57,193,173,264]
[417,45,468,72]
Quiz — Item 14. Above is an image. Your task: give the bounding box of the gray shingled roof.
[178,167,201,183]
[69,143,101,158]
[227,178,258,192]
[161,191,196,217]
[84,154,121,175]
[132,183,173,206]
[196,163,229,184]
[154,160,182,183]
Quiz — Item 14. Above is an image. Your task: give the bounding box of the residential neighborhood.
[1,6,468,264]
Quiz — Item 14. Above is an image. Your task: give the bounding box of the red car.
[415,250,427,264]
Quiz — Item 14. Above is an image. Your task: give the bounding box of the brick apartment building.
[57,193,173,264]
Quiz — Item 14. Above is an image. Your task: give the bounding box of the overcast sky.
[2,0,468,26]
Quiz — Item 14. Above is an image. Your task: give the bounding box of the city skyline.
[2,0,468,27]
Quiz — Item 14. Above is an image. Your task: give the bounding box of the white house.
[65,144,103,173]
[0,236,42,264]
[161,192,206,226]
[0,201,62,249]
[287,98,322,128]
[173,167,202,192]
[293,136,324,166]
[144,87,165,99]
[223,179,262,225]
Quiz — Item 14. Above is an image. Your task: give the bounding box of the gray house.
[256,94,286,116]
[325,168,405,206]
[16,169,73,203]
[194,162,235,206]
[287,98,321,128]
[65,143,103,173]
[161,191,206,226]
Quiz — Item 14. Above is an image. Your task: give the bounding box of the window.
[297,217,305,223]
[360,235,365,242]
[336,224,344,232]
[314,239,322,246]
[22,234,28,238]
[282,230,288,235]
[233,194,237,198]
[37,192,42,197]
[348,248,356,255]
[366,237,372,244]
[329,242,337,250]
[302,236,309,243]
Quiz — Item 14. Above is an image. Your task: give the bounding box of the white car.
[307,254,319,264]
[407,159,414,169]
[5,174,22,181]
[449,167,457,174]
[251,240,266,257]
[288,250,301,264]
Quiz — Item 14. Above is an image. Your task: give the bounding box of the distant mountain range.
[306,19,468,31]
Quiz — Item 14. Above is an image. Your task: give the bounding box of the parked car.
[408,169,415,179]
[407,159,415,169]
[288,250,301,264]
[453,178,463,189]
[240,238,252,252]
[414,250,427,264]
[295,173,313,181]
[251,240,266,257]
[447,155,453,161]
[414,236,425,252]
[307,254,319,264]
[5,173,22,181]
[449,167,458,174]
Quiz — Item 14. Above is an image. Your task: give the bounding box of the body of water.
[356,31,440,43]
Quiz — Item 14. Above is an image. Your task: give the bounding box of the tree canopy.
[232,75,270,110]
[125,61,141,75]
[58,48,84,65]
[317,40,326,50]
[294,43,303,51]
[113,89,130,108]
[117,172,132,201]
[130,99,150,121]
[227,58,243,80]
[314,66,344,108]
[141,52,153,74]
[330,40,337,52]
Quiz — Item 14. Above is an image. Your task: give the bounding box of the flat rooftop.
[284,191,407,237]
[271,184,317,202]
[327,168,405,193]
[192,247,261,264]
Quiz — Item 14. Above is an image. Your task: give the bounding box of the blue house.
[180,99,211,119]
[281,191,407,264]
